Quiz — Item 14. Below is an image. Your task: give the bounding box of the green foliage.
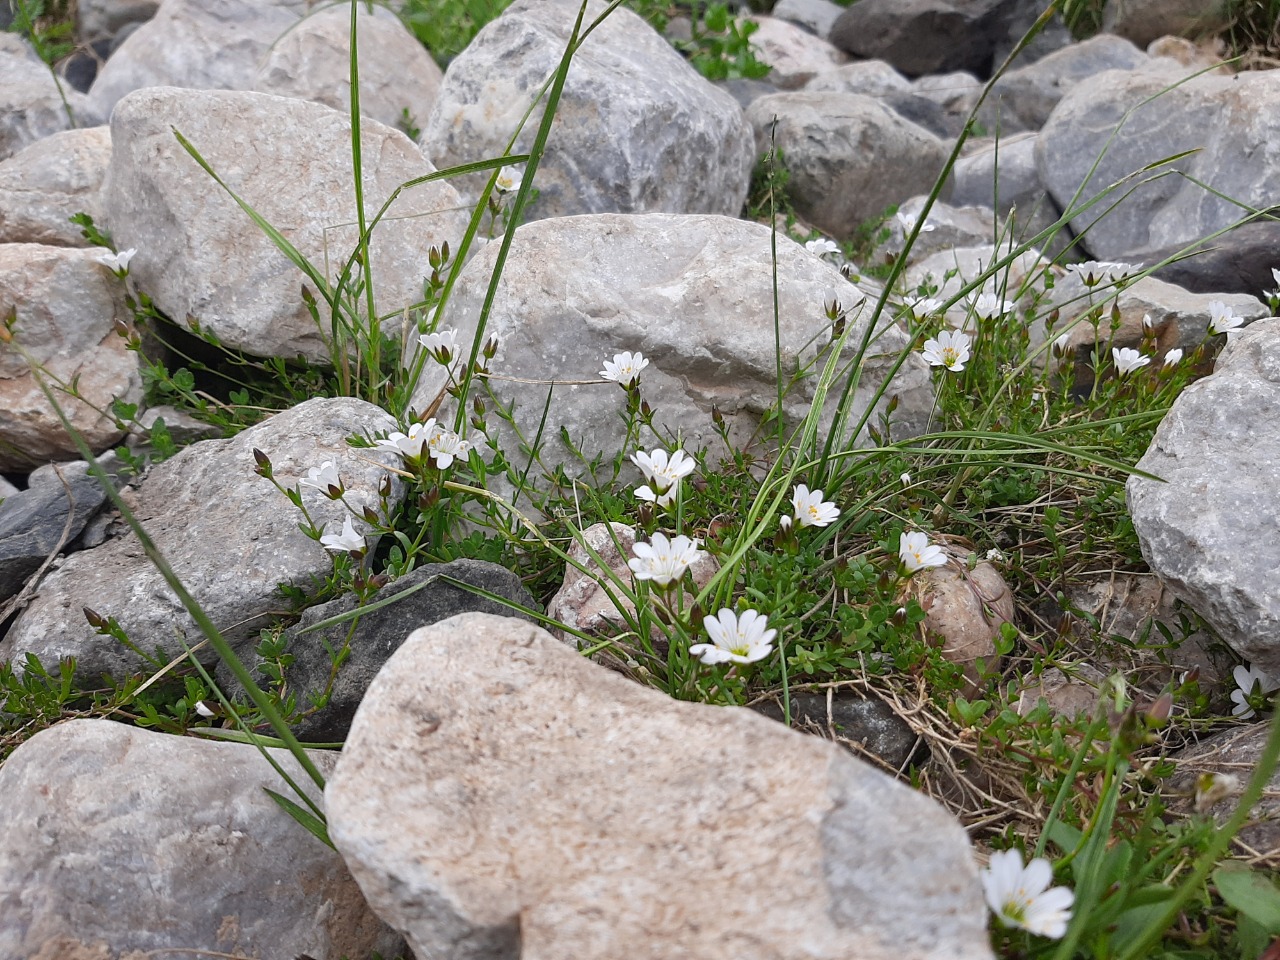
[677,2,771,81]
[5,0,75,66]
[398,0,515,67]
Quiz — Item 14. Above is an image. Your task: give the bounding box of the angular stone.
[0,243,142,470]
[86,0,308,119]
[407,214,935,481]
[1036,66,1280,261]
[327,612,993,960]
[745,92,951,241]
[254,2,443,133]
[0,719,402,959]
[1140,221,1280,300]
[804,59,911,98]
[752,690,922,770]
[0,40,103,162]
[423,0,754,220]
[263,560,539,743]
[829,0,1024,78]
[1102,0,1232,48]
[0,459,113,606]
[952,132,1066,256]
[104,87,467,362]
[772,0,844,39]
[746,15,850,90]
[0,126,112,247]
[881,196,998,264]
[0,397,403,682]
[1127,318,1280,673]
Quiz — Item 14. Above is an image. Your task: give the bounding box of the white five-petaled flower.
[920,329,972,372]
[899,531,947,573]
[805,237,840,258]
[1231,663,1280,719]
[1111,347,1150,376]
[320,517,365,554]
[376,419,441,461]
[969,291,1015,322]
[426,428,471,469]
[690,608,777,665]
[1163,348,1184,367]
[299,460,343,497]
[895,210,935,236]
[791,483,840,528]
[981,849,1074,939]
[1207,300,1244,336]
[93,247,136,274]
[632,447,696,507]
[1066,260,1134,287]
[903,296,943,321]
[600,351,650,387]
[495,168,523,193]
[628,532,705,588]
[419,327,460,363]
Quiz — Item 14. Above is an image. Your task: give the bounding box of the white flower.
[778,514,793,533]
[600,351,650,387]
[376,419,441,461]
[1053,333,1072,357]
[1271,267,1280,290]
[1194,772,1242,812]
[1141,313,1154,330]
[1111,347,1150,376]
[981,849,1074,939]
[805,237,840,258]
[1207,301,1244,336]
[632,448,696,507]
[985,547,1005,563]
[895,210,935,236]
[320,517,365,554]
[969,291,1015,321]
[93,247,136,273]
[1067,260,1134,287]
[1163,347,1184,367]
[1231,663,1280,719]
[628,532,704,588]
[899,531,947,573]
[900,472,911,486]
[690,609,776,665]
[426,428,471,469]
[419,327,460,363]
[495,167,523,193]
[299,460,343,497]
[920,329,972,372]
[193,700,216,718]
[903,296,943,321]
[792,483,839,528]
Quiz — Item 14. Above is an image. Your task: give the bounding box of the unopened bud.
[83,606,106,630]
[891,606,908,628]
[252,448,272,478]
[428,244,443,269]
[419,488,440,510]
[711,405,724,427]
[362,506,379,524]
[378,475,393,498]
[483,334,499,360]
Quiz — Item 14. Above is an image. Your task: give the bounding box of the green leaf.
[263,787,334,849]
[1214,864,1280,933]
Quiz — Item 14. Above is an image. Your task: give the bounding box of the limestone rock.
[407,214,935,482]
[0,719,403,959]
[951,132,1066,256]
[1140,221,1280,300]
[907,545,1012,683]
[0,397,403,682]
[746,15,850,90]
[0,126,112,247]
[86,0,309,120]
[1102,0,1232,48]
[423,0,754,220]
[104,87,466,362]
[745,92,951,241]
[804,59,911,98]
[881,197,998,264]
[752,690,922,770]
[1036,66,1280,261]
[772,0,844,39]
[77,0,160,40]
[0,40,103,161]
[0,243,142,469]
[326,612,993,960]
[1127,318,1280,674]
[254,2,443,133]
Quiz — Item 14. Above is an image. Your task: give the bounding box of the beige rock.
[906,546,1012,683]
[746,15,850,90]
[327,612,994,960]
[1103,0,1231,48]
[0,127,112,247]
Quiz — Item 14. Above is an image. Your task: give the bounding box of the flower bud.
[83,606,106,630]
[252,448,272,478]
[378,475,393,498]
[419,488,440,510]
[483,334,499,360]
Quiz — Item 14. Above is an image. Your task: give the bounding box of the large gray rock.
[829,0,1024,77]
[423,0,754,220]
[0,126,112,246]
[254,2,444,133]
[0,243,142,470]
[327,612,994,960]
[259,559,539,743]
[86,0,308,119]
[77,0,160,40]
[745,15,850,90]
[1102,0,1232,48]
[745,92,951,241]
[1127,318,1280,674]
[1036,66,1280,261]
[0,719,402,960]
[0,397,402,682]
[952,132,1065,255]
[984,34,1149,132]
[772,0,844,39]
[1140,221,1280,301]
[804,59,911,98]
[104,87,467,362]
[407,214,935,478]
[0,39,103,161]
